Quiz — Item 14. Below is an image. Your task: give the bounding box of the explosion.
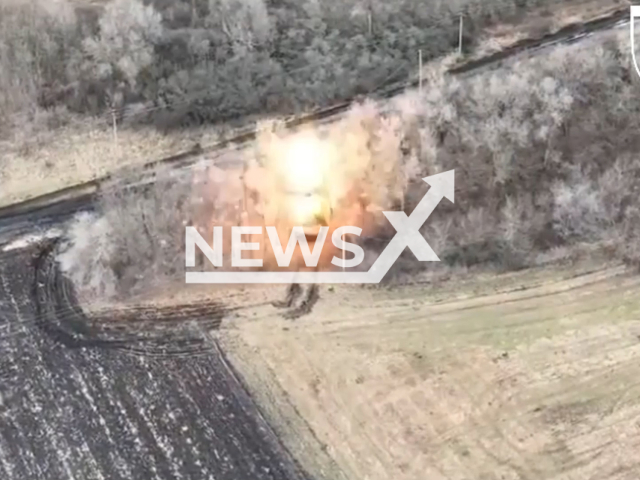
[192,101,419,272]
[57,100,422,302]
[281,135,329,193]
[272,132,334,231]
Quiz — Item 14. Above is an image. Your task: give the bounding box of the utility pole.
[111,106,118,148]
[458,14,464,55]
[418,49,423,94]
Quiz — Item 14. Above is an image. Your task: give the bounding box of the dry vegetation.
[474,0,629,56]
[0,0,627,206]
[0,117,222,206]
[219,260,640,480]
[45,4,640,479]
[397,26,640,273]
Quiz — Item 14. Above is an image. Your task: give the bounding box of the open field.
[0,1,638,479]
[0,119,222,208]
[0,244,309,480]
[219,259,640,480]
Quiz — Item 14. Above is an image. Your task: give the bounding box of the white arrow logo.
[186,170,455,284]
[631,6,640,79]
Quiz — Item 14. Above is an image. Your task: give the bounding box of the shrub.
[59,169,194,300]
[82,0,164,110]
[384,30,640,272]
[57,2,640,294]
[2,0,581,132]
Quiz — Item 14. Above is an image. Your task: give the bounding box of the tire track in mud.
[0,242,311,480]
[31,239,226,357]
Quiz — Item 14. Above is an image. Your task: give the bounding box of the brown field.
[217,259,640,480]
[0,118,224,208]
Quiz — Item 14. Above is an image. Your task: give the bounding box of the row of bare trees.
[0,0,562,135]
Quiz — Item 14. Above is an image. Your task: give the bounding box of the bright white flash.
[291,194,325,225]
[283,137,326,193]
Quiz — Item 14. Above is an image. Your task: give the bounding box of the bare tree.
[83,0,163,110]
[206,0,270,53]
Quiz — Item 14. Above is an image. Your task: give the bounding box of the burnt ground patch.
[0,242,310,480]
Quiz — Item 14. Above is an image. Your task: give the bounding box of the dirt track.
[220,261,640,480]
[0,2,630,214]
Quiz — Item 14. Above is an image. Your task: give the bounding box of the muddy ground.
[0,244,309,480]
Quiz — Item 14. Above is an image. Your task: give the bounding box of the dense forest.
[0,0,567,132]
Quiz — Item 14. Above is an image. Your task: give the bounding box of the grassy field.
[0,118,223,207]
[218,258,640,480]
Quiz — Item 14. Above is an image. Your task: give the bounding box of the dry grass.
[545,0,628,29]
[0,116,224,207]
[218,260,640,480]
